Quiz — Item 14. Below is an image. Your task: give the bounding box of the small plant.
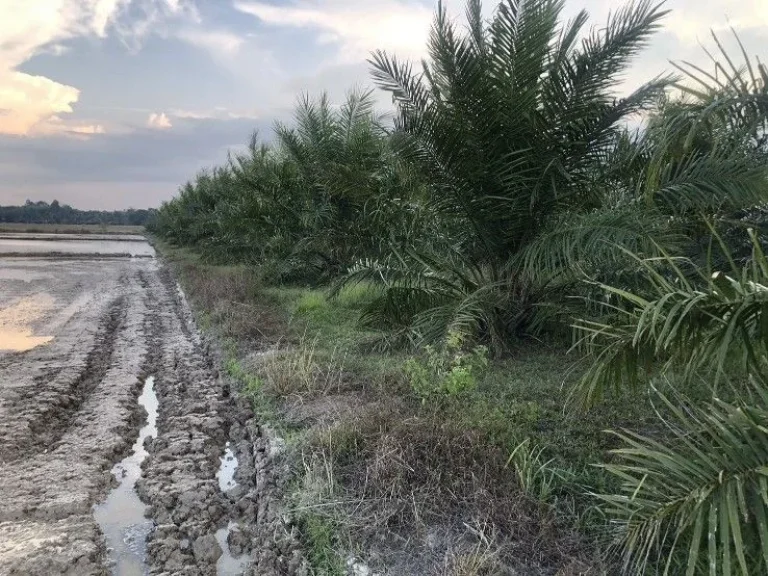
[404,331,489,402]
[506,439,567,504]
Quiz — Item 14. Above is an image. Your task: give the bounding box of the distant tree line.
[0,200,154,226]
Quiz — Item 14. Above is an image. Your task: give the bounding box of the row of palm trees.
[150,0,768,572]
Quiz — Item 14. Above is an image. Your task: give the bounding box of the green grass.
[263,285,381,349]
[297,514,346,576]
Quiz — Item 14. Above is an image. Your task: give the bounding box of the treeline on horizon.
[0,200,154,226]
[149,0,768,572]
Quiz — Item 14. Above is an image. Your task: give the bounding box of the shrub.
[404,332,489,401]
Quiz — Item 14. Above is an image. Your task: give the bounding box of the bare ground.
[0,256,307,575]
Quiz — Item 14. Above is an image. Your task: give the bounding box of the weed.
[404,332,489,402]
[259,338,346,398]
[506,438,571,504]
[298,513,346,576]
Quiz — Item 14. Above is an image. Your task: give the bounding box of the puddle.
[94,376,158,576]
[0,329,53,352]
[215,442,249,575]
[216,522,249,575]
[217,442,239,492]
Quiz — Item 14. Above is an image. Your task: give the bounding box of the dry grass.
[259,338,346,398]
[299,402,596,574]
[171,255,286,346]
[440,538,505,576]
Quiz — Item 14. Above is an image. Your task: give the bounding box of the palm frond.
[599,384,768,575]
[574,229,768,405]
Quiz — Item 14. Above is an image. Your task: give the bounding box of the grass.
[296,513,347,576]
[155,239,674,575]
[0,223,145,235]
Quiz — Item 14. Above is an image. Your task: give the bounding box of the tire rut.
[26,296,128,456]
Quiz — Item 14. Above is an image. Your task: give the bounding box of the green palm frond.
[599,385,768,575]
[517,203,684,283]
[574,229,768,405]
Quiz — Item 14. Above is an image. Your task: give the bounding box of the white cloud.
[0,0,199,137]
[235,0,434,62]
[0,72,79,136]
[147,112,173,129]
[169,107,260,120]
[663,0,768,45]
[176,29,245,57]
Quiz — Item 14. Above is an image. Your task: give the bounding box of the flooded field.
[0,234,155,257]
[0,235,248,575]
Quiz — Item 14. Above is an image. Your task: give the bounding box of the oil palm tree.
[348,0,768,351]
[346,0,673,350]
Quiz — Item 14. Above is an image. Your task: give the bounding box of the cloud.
[0,115,269,208]
[0,0,199,137]
[176,29,245,57]
[0,72,80,136]
[0,1,127,136]
[234,0,434,62]
[662,0,768,45]
[169,107,261,121]
[147,112,173,129]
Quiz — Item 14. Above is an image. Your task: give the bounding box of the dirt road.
[0,252,270,576]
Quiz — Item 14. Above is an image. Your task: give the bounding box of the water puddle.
[217,442,239,492]
[94,376,158,576]
[0,329,53,351]
[0,294,55,352]
[215,442,248,575]
[216,522,248,575]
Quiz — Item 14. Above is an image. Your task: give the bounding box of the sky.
[0,0,766,210]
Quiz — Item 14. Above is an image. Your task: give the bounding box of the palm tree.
[345,0,673,350]
[600,384,768,575]
[345,1,768,352]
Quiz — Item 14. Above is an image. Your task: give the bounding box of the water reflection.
[0,294,55,352]
[93,376,158,576]
[0,329,53,352]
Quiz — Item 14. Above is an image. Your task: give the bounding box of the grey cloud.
[0,116,270,209]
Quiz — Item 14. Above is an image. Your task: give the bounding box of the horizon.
[1,0,766,210]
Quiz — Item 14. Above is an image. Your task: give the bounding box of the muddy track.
[31,296,127,454]
[0,254,309,575]
[0,259,153,574]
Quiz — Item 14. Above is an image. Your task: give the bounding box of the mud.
[0,245,309,576]
[94,375,158,575]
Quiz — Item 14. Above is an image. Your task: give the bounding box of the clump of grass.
[296,513,346,576]
[294,292,328,316]
[506,438,572,505]
[334,282,380,309]
[259,338,346,398]
[440,537,505,576]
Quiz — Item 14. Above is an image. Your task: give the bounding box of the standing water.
[216,442,239,491]
[215,442,249,575]
[94,376,158,576]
